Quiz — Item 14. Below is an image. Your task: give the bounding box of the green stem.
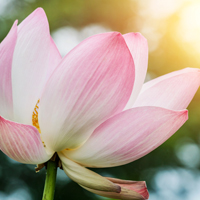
[42,159,58,200]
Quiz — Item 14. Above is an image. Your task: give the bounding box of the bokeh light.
[176,1,200,54]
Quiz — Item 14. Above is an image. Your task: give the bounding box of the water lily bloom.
[0,8,200,200]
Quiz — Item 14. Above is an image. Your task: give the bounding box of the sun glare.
[139,0,182,19]
[136,0,200,56]
[176,1,200,54]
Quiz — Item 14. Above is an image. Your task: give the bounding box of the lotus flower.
[0,8,200,200]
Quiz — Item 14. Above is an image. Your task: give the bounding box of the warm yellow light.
[138,0,182,19]
[176,1,200,53]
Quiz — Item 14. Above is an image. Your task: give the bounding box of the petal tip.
[13,20,18,27]
[124,32,147,42]
[175,109,188,122]
[116,31,122,36]
[184,109,189,120]
[0,116,4,122]
[34,7,46,15]
[105,177,149,199]
[141,181,149,199]
[109,32,123,40]
[0,116,7,124]
[184,67,200,74]
[180,109,188,116]
[27,7,47,22]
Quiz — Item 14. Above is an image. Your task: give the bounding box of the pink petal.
[123,33,148,109]
[82,178,149,200]
[64,106,188,167]
[39,32,135,152]
[106,178,149,200]
[58,152,121,193]
[12,8,61,125]
[0,116,53,164]
[133,68,200,110]
[0,21,18,120]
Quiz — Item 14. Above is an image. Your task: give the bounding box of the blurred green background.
[1,0,200,199]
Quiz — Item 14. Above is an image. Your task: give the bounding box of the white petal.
[123,33,148,109]
[0,21,17,120]
[58,152,120,193]
[12,8,61,124]
[64,106,188,167]
[134,68,200,110]
[39,32,134,151]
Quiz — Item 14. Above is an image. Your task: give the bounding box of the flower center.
[32,99,41,133]
[32,100,46,148]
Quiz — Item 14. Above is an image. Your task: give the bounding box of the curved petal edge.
[81,177,149,200]
[40,32,135,151]
[0,116,53,164]
[134,68,200,110]
[0,20,18,120]
[58,152,121,193]
[123,32,148,109]
[12,8,62,125]
[64,106,188,167]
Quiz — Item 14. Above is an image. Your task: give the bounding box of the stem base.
[42,158,58,200]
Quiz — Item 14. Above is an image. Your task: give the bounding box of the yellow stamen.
[32,100,47,149]
[32,99,41,133]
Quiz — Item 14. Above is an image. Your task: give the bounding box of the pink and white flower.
[0,8,199,200]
